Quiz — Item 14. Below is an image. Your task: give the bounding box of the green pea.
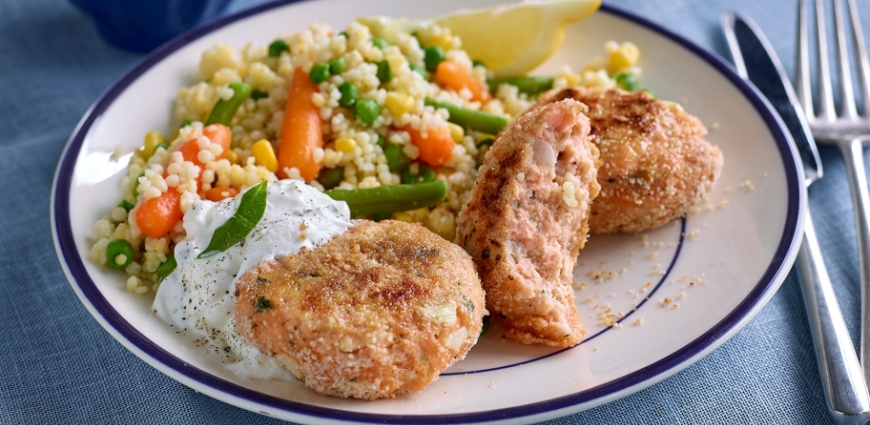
[354,98,381,125]
[640,88,655,98]
[251,90,268,100]
[156,255,177,279]
[309,63,331,84]
[375,135,385,148]
[613,72,638,91]
[106,239,134,270]
[179,119,193,129]
[384,143,411,172]
[472,59,487,69]
[328,57,346,75]
[118,200,135,212]
[402,164,435,184]
[371,37,389,50]
[199,180,268,258]
[409,64,429,81]
[268,39,290,58]
[424,46,446,72]
[338,82,359,107]
[317,167,344,190]
[376,60,392,84]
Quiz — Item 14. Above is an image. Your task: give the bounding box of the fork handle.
[839,139,870,392]
[799,209,870,424]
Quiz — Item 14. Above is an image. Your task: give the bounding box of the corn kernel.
[250,139,278,172]
[335,137,358,153]
[384,92,415,116]
[393,212,413,222]
[609,42,640,71]
[563,73,581,87]
[225,149,238,164]
[447,123,464,143]
[429,33,454,51]
[136,131,166,159]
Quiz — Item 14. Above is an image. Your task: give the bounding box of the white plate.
[51,0,806,423]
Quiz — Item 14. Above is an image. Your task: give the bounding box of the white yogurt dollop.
[153,180,353,379]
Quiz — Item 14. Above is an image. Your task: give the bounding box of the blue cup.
[70,0,232,52]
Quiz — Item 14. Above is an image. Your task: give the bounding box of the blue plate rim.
[50,1,806,423]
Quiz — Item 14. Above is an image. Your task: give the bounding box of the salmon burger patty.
[235,220,486,400]
[536,87,723,234]
[456,99,600,347]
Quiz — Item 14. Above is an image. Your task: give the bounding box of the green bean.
[424,98,507,135]
[268,39,290,57]
[403,165,435,184]
[325,180,447,218]
[205,82,252,127]
[317,166,344,190]
[106,239,134,270]
[199,180,268,258]
[156,255,177,279]
[384,143,411,172]
[486,76,554,95]
[476,138,494,148]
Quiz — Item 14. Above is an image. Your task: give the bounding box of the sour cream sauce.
[153,180,353,379]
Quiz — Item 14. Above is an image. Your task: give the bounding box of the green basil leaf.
[198,180,268,258]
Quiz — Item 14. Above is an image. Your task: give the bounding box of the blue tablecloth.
[3,0,868,423]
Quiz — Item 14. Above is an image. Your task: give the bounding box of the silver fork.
[798,0,870,389]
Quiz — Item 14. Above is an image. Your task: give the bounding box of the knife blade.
[722,12,821,184]
[722,12,870,424]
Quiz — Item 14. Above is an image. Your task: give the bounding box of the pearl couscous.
[90,19,642,295]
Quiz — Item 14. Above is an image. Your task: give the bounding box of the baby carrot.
[137,124,233,238]
[400,125,454,167]
[178,124,231,167]
[136,188,183,239]
[277,68,323,181]
[435,61,491,104]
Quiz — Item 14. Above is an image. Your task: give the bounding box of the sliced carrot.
[435,61,492,104]
[401,125,454,167]
[204,186,240,202]
[136,188,183,239]
[277,68,323,181]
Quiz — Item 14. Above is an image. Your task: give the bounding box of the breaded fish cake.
[536,87,723,233]
[456,99,600,347]
[234,220,485,400]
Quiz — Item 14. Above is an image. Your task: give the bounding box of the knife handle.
[798,209,870,424]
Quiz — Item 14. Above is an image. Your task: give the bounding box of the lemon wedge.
[434,0,601,77]
[359,0,600,77]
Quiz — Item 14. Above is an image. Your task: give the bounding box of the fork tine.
[847,0,870,117]
[817,0,838,121]
[835,0,858,118]
[798,0,815,118]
